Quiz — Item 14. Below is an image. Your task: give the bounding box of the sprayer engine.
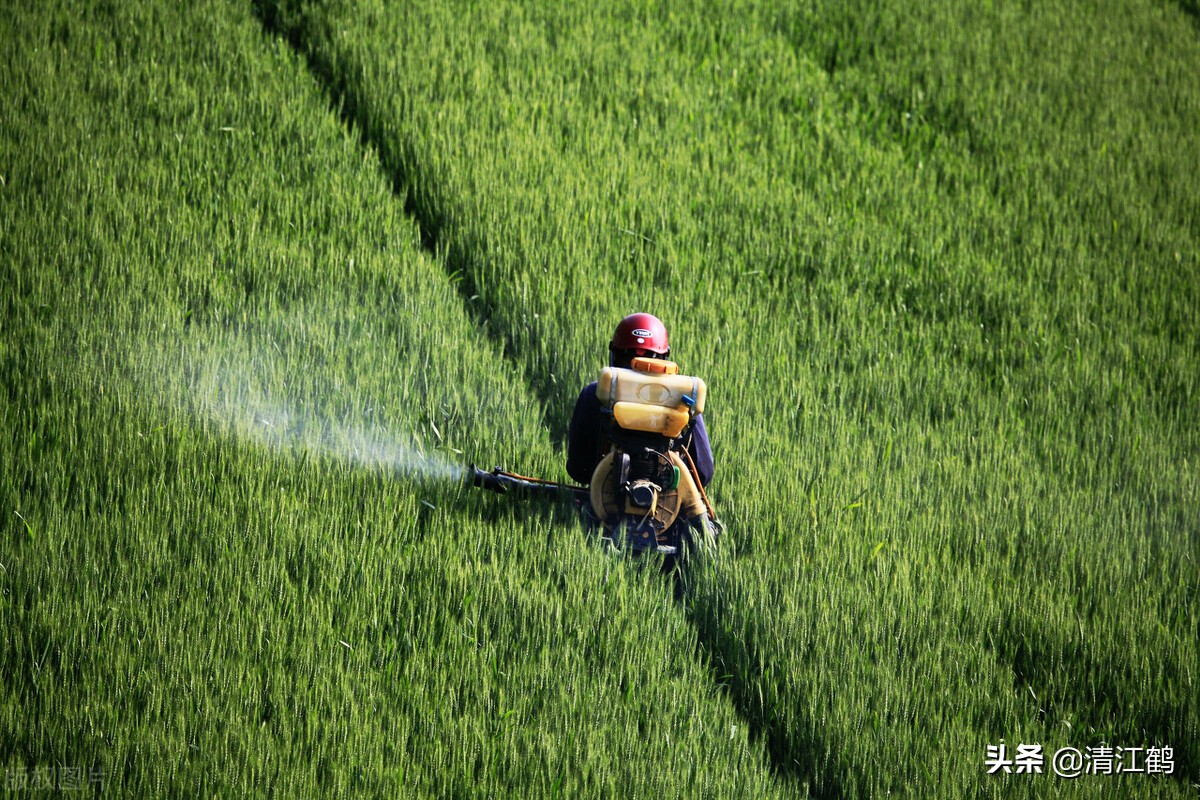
[466,355,718,557]
[588,358,708,552]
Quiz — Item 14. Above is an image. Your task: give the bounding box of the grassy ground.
[0,1,781,796]
[3,0,1198,796]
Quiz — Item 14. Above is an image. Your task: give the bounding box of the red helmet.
[610,313,670,360]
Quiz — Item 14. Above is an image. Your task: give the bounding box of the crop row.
[1,1,784,795]
[260,0,1199,795]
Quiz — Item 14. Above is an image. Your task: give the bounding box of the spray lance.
[467,357,719,554]
[469,465,588,501]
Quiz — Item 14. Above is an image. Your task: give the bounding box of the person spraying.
[566,313,717,557]
[470,312,719,563]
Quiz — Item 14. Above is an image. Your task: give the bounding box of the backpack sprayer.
[469,357,718,555]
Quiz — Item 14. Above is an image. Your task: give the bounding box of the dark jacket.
[566,381,714,487]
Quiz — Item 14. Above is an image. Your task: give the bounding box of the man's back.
[566,380,713,488]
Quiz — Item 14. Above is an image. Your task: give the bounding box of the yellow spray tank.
[596,358,706,437]
[589,357,711,552]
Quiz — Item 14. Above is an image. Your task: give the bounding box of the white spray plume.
[143,329,464,482]
[236,401,463,481]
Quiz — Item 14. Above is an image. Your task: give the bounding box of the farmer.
[566,312,714,492]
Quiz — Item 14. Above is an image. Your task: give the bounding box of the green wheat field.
[2,0,1197,796]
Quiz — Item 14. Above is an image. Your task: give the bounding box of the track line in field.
[684,588,843,793]
[250,6,834,790]
[251,2,563,447]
